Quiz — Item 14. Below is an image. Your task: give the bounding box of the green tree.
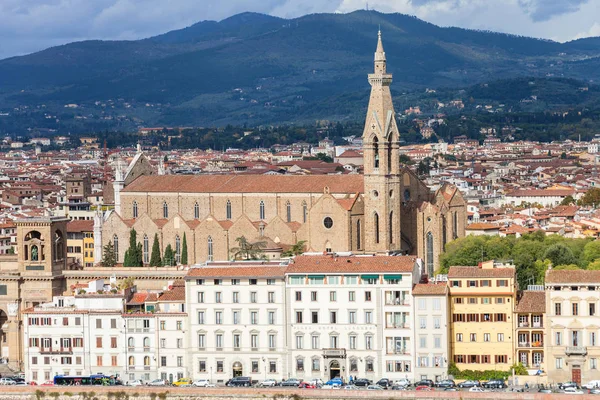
[101,241,117,267]
[580,188,600,207]
[315,153,333,163]
[542,242,576,267]
[163,244,175,266]
[554,264,581,270]
[149,233,162,267]
[560,195,575,206]
[399,154,413,165]
[282,240,307,257]
[181,233,189,265]
[123,229,143,267]
[230,236,267,260]
[583,240,600,266]
[587,260,600,270]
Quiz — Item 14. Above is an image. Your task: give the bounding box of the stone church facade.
[98,32,467,276]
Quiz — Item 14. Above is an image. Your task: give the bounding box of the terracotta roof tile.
[515,291,546,313]
[287,255,416,274]
[127,292,148,305]
[123,175,364,194]
[158,287,185,302]
[546,269,600,284]
[67,220,94,233]
[412,283,447,295]
[448,266,515,278]
[466,223,500,230]
[186,265,287,279]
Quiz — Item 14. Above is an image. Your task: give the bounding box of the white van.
[582,380,600,389]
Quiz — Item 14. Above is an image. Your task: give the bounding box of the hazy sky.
[0,0,599,60]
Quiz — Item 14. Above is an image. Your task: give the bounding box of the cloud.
[574,22,600,40]
[0,0,598,60]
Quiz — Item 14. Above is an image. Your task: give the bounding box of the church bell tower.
[363,30,402,253]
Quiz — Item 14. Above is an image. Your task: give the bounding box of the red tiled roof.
[515,291,545,313]
[67,220,94,233]
[466,223,500,230]
[546,269,600,284]
[448,266,515,278]
[158,287,185,302]
[287,255,416,274]
[509,189,574,197]
[123,175,364,194]
[127,292,148,305]
[412,283,447,295]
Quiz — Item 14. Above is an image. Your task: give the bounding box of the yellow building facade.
[448,261,516,371]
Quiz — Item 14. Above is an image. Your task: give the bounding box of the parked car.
[173,378,192,387]
[148,379,166,386]
[560,381,580,389]
[444,388,458,392]
[415,379,434,387]
[309,379,323,387]
[228,377,252,387]
[469,387,486,393]
[458,380,480,388]
[590,388,600,394]
[366,385,384,390]
[280,378,301,387]
[415,385,432,391]
[10,378,26,386]
[390,385,407,391]
[482,379,506,389]
[538,388,553,394]
[258,379,277,387]
[393,378,411,388]
[298,382,317,389]
[192,379,213,387]
[562,387,584,395]
[325,378,343,386]
[343,385,359,390]
[40,381,54,386]
[0,378,16,385]
[353,378,371,387]
[127,380,144,387]
[376,378,392,389]
[435,379,455,388]
[582,380,600,389]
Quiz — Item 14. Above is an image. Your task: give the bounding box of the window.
[483,333,490,342]
[433,317,440,329]
[365,311,373,323]
[233,334,241,349]
[365,291,372,301]
[591,332,597,346]
[496,297,505,304]
[270,361,277,373]
[96,319,102,329]
[330,335,339,348]
[163,201,168,218]
[96,337,102,348]
[160,338,166,348]
[268,311,275,325]
[302,201,308,223]
[497,280,508,287]
[111,337,117,348]
[175,235,181,264]
[456,333,463,342]
[312,335,320,349]
[143,235,149,264]
[207,236,213,261]
[592,358,598,370]
[312,358,320,371]
[591,303,596,316]
[419,317,426,329]
[311,291,317,301]
[233,311,240,325]
[323,216,333,229]
[296,358,304,371]
[194,202,200,219]
[198,334,205,349]
[215,334,223,349]
[555,303,562,316]
[259,200,265,220]
[295,291,302,301]
[556,357,564,369]
[296,335,304,349]
[312,311,319,324]
[215,311,222,324]
[252,361,259,373]
[573,302,579,316]
[177,357,183,367]
[349,311,356,324]
[349,291,355,301]
[426,231,434,275]
[133,201,138,218]
[217,361,223,372]
[251,311,258,324]
[468,280,477,287]
[330,291,337,301]
[374,212,380,243]
[470,333,477,342]
[555,332,562,345]
[161,356,167,367]
[349,335,357,349]
[296,311,303,323]
[268,292,275,303]
[269,334,276,349]
[251,334,258,349]
[197,292,205,303]
[433,298,441,310]
[96,356,103,366]
[330,311,337,323]
[215,292,222,303]
[286,201,292,223]
[350,359,358,372]
[233,292,239,303]
[366,358,374,372]
[199,360,206,372]
[365,335,373,350]
[197,311,205,324]
[226,200,232,220]
[434,336,441,348]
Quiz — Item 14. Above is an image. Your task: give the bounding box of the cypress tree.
[150,233,162,267]
[181,233,189,265]
[102,241,116,267]
[123,229,142,267]
[163,244,175,266]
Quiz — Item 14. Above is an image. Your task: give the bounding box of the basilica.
[98,31,466,277]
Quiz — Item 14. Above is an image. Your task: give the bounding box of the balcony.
[518,322,529,328]
[40,348,73,355]
[386,323,409,329]
[322,348,346,359]
[385,299,410,306]
[566,346,587,356]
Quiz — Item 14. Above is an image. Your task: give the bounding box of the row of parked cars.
[0,376,27,386]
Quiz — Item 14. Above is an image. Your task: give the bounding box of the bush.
[448,362,512,380]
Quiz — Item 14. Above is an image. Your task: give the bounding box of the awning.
[308,275,325,279]
[361,274,379,279]
[384,274,402,280]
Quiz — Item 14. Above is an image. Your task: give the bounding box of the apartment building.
[66,220,95,267]
[448,261,516,371]
[184,262,288,384]
[412,282,449,382]
[285,255,421,382]
[515,289,546,375]
[23,293,125,383]
[545,270,600,385]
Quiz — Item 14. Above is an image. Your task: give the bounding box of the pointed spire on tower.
[374,29,386,73]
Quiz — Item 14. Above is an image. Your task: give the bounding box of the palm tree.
[282,240,307,257]
[230,236,267,260]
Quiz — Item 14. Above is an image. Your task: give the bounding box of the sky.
[0,0,599,60]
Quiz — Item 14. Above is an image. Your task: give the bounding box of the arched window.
[144,356,150,366]
[389,211,394,245]
[207,236,213,262]
[286,201,292,223]
[133,201,138,219]
[128,337,135,348]
[113,235,119,262]
[54,230,64,261]
[356,220,361,250]
[31,245,39,261]
[387,135,393,174]
[162,201,168,219]
[143,337,150,349]
[143,235,149,264]
[194,202,200,219]
[426,232,434,277]
[302,201,308,223]
[442,215,447,250]
[453,212,458,239]
[226,200,232,220]
[374,212,380,244]
[175,235,181,264]
[259,200,265,220]
[373,137,379,169]
[128,356,134,366]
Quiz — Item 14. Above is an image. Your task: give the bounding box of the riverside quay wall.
[0,387,593,400]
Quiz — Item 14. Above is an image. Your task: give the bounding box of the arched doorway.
[329,360,340,380]
[232,361,243,377]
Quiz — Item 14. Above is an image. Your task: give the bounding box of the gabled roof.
[448,265,515,278]
[287,255,416,274]
[186,265,287,279]
[515,291,545,313]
